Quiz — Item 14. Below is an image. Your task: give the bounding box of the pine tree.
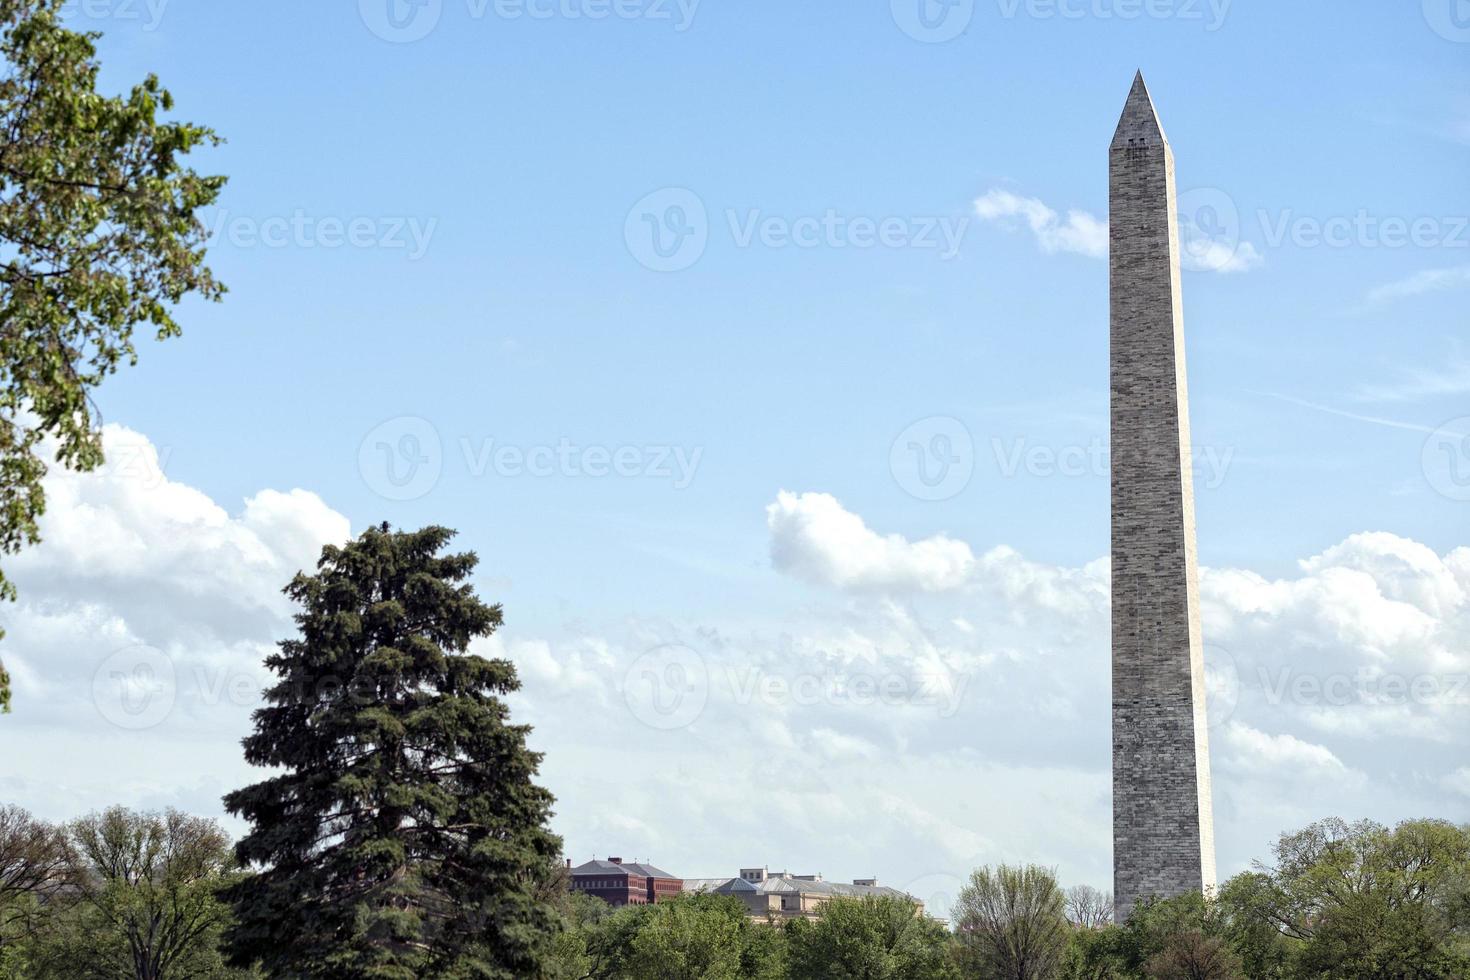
[223,524,562,979]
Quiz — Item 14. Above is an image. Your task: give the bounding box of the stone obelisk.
[1109,71,1216,922]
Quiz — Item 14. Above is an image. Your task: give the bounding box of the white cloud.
[4,425,351,820]
[766,491,975,593]
[764,491,1109,619]
[1179,231,1264,274]
[5,440,1466,902]
[973,189,1108,258]
[973,187,1262,273]
[1367,265,1470,305]
[1219,722,1361,784]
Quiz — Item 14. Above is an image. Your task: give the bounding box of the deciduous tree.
[952,864,1068,980]
[1066,884,1115,930]
[0,0,224,711]
[38,807,241,980]
[786,894,956,980]
[0,804,70,949]
[1247,817,1470,980]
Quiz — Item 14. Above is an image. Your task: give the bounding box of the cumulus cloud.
[973,189,1108,258]
[5,441,1465,910]
[1219,722,1362,784]
[765,491,1109,619]
[766,491,975,593]
[3,425,350,820]
[1178,230,1264,274]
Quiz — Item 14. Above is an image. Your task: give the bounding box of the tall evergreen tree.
[222,524,562,979]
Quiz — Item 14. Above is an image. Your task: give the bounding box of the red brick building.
[567,857,682,906]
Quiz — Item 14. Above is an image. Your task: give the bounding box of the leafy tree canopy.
[0,0,225,712]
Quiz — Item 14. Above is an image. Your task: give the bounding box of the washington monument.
[1109,72,1217,922]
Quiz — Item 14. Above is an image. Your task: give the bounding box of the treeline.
[549,820,1470,980]
[3,801,1468,979]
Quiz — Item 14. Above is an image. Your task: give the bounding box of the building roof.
[568,859,679,880]
[620,862,678,880]
[683,874,914,902]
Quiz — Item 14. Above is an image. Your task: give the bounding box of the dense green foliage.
[786,894,958,979]
[542,891,952,979]
[0,806,252,980]
[0,0,224,711]
[4,806,1469,977]
[1057,818,1470,980]
[222,524,564,979]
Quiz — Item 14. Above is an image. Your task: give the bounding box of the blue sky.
[90,0,1466,588]
[4,0,1467,915]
